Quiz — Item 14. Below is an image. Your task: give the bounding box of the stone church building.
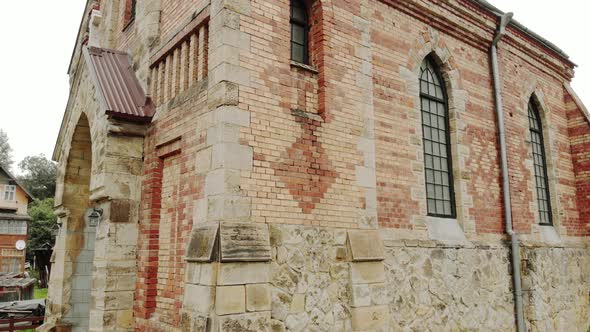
[42,0,589,331]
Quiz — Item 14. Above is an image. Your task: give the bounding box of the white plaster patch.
[539,225,561,245]
[425,217,468,244]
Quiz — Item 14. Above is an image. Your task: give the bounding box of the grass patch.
[34,286,47,300]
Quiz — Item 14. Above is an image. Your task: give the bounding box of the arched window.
[290,0,309,64]
[420,56,455,217]
[528,100,552,225]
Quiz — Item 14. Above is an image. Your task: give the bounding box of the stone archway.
[42,46,153,332]
[45,113,95,332]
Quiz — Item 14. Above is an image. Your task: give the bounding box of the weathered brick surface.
[565,88,590,236]
[135,83,209,329]
[50,0,590,331]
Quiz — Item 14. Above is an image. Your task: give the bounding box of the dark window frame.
[290,0,309,65]
[528,100,553,225]
[130,0,137,22]
[419,56,456,218]
[123,0,137,30]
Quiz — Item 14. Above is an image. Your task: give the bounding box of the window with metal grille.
[290,0,309,64]
[419,57,455,217]
[528,100,552,225]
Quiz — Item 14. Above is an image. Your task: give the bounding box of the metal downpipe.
[490,12,526,332]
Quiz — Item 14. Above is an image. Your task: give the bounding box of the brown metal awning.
[83,46,154,123]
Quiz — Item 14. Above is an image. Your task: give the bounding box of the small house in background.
[0,165,33,273]
[0,272,36,301]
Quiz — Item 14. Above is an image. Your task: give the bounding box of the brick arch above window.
[401,31,475,235]
[523,90,563,235]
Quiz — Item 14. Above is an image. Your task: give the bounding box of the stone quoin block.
[215,285,246,315]
[246,284,272,312]
[346,230,385,261]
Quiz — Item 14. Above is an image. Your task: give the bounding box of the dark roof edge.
[67,0,93,75]
[470,0,575,66]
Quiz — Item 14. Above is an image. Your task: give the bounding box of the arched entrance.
[49,113,96,332]
[43,45,154,332]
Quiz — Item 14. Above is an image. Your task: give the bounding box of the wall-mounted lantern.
[88,208,103,227]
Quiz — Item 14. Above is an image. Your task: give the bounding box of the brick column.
[179,0,274,331]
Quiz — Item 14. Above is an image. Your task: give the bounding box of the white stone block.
[184,284,215,313]
[355,166,376,189]
[218,262,270,285]
[216,285,246,315]
[211,143,253,171]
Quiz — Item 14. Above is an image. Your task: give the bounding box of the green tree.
[0,129,13,169]
[18,154,57,200]
[26,198,57,261]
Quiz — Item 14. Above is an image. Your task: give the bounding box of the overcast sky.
[0,1,588,172]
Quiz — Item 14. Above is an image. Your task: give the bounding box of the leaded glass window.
[420,57,455,217]
[290,0,309,64]
[528,100,552,225]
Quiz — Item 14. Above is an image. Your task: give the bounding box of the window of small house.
[3,185,16,201]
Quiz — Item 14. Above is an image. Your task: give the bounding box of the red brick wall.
[160,0,208,43]
[566,90,590,236]
[134,84,208,329]
[370,0,504,231]
[128,0,590,329]
[235,0,586,236]
[499,50,576,234]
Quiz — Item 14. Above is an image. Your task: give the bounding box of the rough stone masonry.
[42,0,589,331]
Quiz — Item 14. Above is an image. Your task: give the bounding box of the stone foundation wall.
[265,224,590,332]
[382,243,514,330]
[523,246,590,332]
[269,225,351,331]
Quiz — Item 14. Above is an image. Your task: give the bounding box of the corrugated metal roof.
[83,46,154,123]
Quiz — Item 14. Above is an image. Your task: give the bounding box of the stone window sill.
[290,60,319,74]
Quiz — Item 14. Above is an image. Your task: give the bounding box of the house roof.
[0,165,34,202]
[83,46,155,123]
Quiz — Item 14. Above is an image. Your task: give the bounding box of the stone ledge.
[186,223,219,262]
[220,222,271,262]
[346,230,384,262]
